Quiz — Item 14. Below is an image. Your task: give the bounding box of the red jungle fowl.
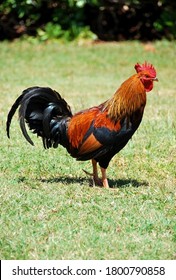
[6,62,158,188]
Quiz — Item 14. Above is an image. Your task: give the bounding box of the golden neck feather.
[105,74,147,122]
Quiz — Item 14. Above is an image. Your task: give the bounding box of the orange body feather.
[67,107,99,149]
[68,106,122,150]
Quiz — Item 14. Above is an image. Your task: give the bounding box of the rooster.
[6,62,158,188]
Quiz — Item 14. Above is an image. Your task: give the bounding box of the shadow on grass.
[40,176,148,189]
[109,178,148,189]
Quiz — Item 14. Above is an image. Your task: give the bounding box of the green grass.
[0,39,175,259]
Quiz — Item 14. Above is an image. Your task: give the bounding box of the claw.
[83,168,102,187]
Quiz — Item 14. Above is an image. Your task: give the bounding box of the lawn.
[0,39,175,259]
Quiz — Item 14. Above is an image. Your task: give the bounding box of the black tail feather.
[6,86,72,149]
[6,92,25,139]
[42,103,57,138]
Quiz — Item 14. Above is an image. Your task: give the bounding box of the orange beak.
[153,77,159,82]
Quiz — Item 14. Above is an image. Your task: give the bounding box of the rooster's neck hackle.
[106,74,146,122]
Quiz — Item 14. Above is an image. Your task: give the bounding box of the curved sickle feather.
[19,116,34,146]
[6,93,34,146]
[6,93,24,139]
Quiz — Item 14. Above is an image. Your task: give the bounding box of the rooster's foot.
[92,177,103,187]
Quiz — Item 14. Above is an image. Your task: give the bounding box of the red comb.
[134,61,156,77]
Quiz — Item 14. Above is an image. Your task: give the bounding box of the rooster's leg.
[92,159,102,186]
[100,167,109,188]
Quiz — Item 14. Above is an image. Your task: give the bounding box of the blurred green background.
[1,0,176,41]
